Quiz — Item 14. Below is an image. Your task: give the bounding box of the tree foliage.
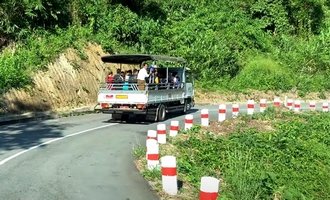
[0,0,329,93]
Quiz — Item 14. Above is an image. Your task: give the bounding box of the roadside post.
[286,99,293,110]
[322,102,329,112]
[157,124,167,144]
[247,100,255,115]
[146,139,159,170]
[294,100,301,112]
[273,97,281,107]
[199,176,220,200]
[201,109,209,127]
[161,156,178,195]
[232,104,239,118]
[184,114,193,130]
[169,121,179,137]
[260,99,267,113]
[218,104,226,122]
[309,101,316,111]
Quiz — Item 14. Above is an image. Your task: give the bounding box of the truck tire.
[157,104,166,121]
[112,113,122,121]
[182,99,189,114]
[146,108,158,122]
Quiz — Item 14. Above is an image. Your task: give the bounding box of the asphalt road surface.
[0,102,320,200]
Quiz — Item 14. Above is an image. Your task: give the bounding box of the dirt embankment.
[1,43,125,113]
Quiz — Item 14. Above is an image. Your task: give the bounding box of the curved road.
[0,101,316,200]
[0,105,224,200]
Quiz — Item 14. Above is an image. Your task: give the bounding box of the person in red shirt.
[106,72,114,83]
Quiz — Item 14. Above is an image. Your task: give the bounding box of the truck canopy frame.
[101,54,186,65]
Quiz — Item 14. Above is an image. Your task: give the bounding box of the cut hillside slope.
[1,43,120,114]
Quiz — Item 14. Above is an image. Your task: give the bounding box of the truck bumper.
[101,109,147,115]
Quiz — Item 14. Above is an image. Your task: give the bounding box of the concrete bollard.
[147,130,157,140]
[273,97,281,107]
[146,139,159,170]
[184,114,193,130]
[309,101,316,111]
[169,121,179,137]
[322,102,329,112]
[294,100,301,112]
[286,99,293,110]
[247,100,255,115]
[157,124,167,144]
[161,156,178,195]
[232,104,239,118]
[260,99,267,113]
[218,104,226,122]
[201,109,209,127]
[199,176,220,200]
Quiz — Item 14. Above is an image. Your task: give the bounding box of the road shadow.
[0,119,68,152]
[102,108,199,125]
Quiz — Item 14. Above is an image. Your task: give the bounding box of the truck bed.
[97,83,184,106]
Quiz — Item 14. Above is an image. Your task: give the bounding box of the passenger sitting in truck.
[173,74,180,88]
[125,70,132,82]
[106,72,114,83]
[113,69,123,82]
[129,69,138,83]
[148,68,155,84]
[154,71,159,84]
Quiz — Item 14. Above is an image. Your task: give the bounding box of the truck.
[96,54,195,122]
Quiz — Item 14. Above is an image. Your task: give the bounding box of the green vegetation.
[1,0,330,93]
[136,109,330,199]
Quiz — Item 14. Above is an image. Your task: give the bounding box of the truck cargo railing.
[100,82,183,91]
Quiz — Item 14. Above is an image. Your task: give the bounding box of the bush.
[232,55,294,91]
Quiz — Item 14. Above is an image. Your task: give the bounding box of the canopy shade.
[101,54,186,64]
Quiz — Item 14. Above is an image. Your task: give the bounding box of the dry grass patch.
[205,119,274,136]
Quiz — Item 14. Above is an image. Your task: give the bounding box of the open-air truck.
[96,54,195,122]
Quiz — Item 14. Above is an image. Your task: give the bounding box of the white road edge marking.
[0,123,118,166]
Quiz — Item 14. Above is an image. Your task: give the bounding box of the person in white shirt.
[137,63,149,90]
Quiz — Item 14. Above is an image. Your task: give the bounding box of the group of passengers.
[105,62,181,90]
[106,68,138,83]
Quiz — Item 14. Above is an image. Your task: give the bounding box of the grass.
[134,108,330,199]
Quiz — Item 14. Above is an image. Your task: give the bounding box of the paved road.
[0,102,321,200]
[0,105,224,200]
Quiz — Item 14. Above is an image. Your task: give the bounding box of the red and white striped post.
[184,114,193,130]
[286,99,293,110]
[273,97,281,107]
[218,104,226,122]
[169,121,179,137]
[232,104,239,118]
[161,156,178,195]
[146,139,159,170]
[199,176,220,200]
[247,100,255,115]
[147,130,157,140]
[294,100,301,112]
[260,99,267,113]
[309,101,316,111]
[322,102,329,112]
[201,109,209,127]
[157,124,167,144]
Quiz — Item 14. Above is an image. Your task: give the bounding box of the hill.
[1,0,329,96]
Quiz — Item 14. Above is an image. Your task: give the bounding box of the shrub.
[232,55,294,91]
